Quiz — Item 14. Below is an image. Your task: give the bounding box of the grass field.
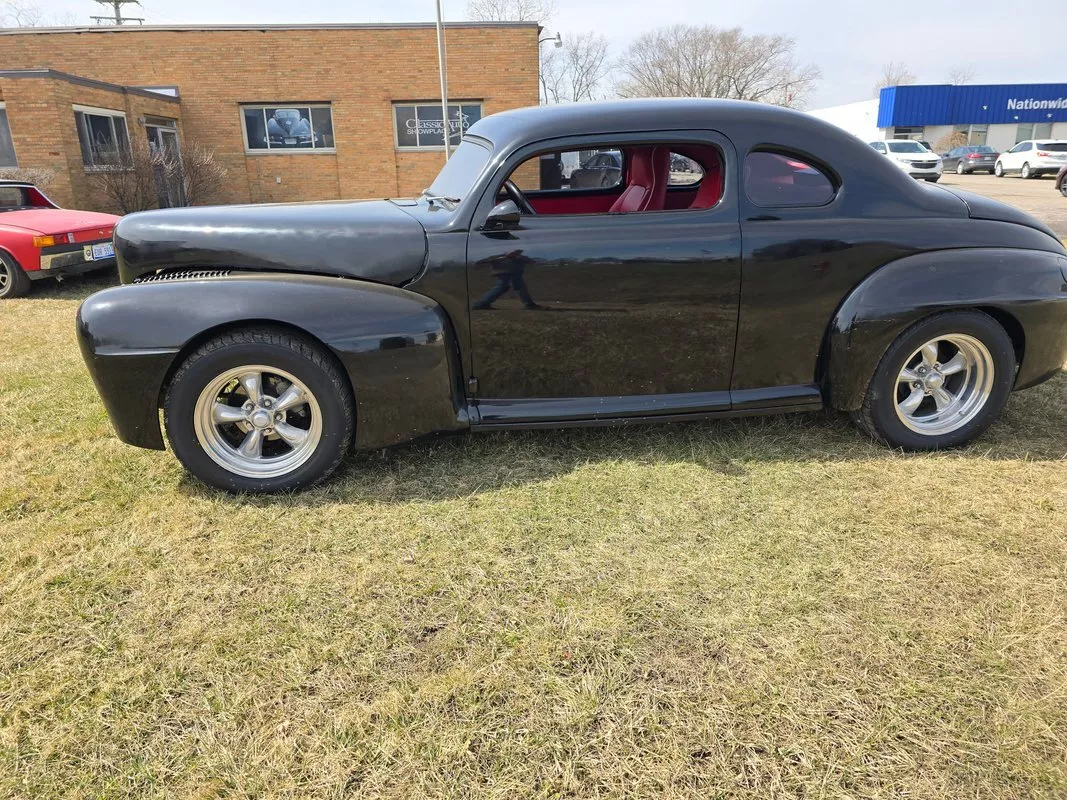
[1,272,1065,798]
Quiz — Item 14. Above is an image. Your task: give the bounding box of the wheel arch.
[823,247,1066,410]
[77,273,471,452]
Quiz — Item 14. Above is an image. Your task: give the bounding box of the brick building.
[0,22,540,210]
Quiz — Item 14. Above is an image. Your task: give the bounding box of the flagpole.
[435,0,450,161]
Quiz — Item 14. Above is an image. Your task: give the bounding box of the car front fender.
[828,248,1067,411]
[77,272,468,450]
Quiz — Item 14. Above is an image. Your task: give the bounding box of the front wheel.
[1021,162,1032,179]
[956,161,966,175]
[925,176,940,183]
[994,161,1004,177]
[850,311,1015,450]
[1059,180,1067,198]
[164,327,355,492]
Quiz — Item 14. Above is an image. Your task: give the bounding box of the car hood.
[935,185,1061,242]
[114,199,428,286]
[0,208,118,236]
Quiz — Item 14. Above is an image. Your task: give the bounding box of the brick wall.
[0,24,540,206]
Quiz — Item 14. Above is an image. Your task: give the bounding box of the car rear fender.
[826,248,1067,410]
[77,272,469,450]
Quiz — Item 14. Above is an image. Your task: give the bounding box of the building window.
[74,106,130,168]
[0,103,16,167]
[241,105,335,153]
[1016,122,1054,144]
[891,126,924,140]
[393,102,483,150]
[954,124,988,146]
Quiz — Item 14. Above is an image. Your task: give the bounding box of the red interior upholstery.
[609,146,670,213]
[523,144,725,215]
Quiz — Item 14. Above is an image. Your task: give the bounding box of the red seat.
[609,146,670,213]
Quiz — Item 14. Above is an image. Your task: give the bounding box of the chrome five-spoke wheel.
[893,334,994,436]
[193,365,323,478]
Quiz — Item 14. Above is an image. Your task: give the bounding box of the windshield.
[425,138,492,202]
[1036,142,1067,152]
[886,141,927,154]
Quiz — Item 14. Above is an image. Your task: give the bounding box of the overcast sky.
[24,0,1067,107]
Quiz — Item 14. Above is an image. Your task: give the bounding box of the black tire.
[850,310,1015,451]
[1060,180,1067,198]
[994,161,1004,177]
[925,176,940,183]
[164,327,355,493]
[1021,162,1032,179]
[0,251,31,299]
[956,161,966,175]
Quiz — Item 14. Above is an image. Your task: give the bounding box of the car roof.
[467,97,859,152]
[0,180,36,188]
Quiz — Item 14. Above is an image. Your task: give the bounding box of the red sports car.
[0,180,118,299]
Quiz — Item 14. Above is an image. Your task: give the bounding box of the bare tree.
[466,0,556,22]
[615,25,820,108]
[947,65,975,85]
[1,0,77,26]
[874,61,916,94]
[89,141,227,214]
[540,32,611,103]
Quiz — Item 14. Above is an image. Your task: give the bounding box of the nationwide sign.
[1006,97,1067,110]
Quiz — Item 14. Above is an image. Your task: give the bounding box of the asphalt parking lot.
[938,172,1067,236]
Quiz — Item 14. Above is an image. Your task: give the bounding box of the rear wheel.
[1021,162,1032,179]
[0,252,31,299]
[850,311,1015,450]
[164,327,355,493]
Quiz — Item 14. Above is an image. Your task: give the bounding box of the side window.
[502,143,725,215]
[744,151,835,208]
[1020,141,1033,151]
[871,142,887,154]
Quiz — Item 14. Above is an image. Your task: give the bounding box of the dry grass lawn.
[1,272,1065,798]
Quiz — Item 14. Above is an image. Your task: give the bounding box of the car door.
[466,131,742,424]
[1003,142,1026,171]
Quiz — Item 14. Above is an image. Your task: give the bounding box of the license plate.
[83,242,115,261]
[284,138,297,145]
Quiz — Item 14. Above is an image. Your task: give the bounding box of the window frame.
[743,148,838,210]
[73,104,130,171]
[0,102,17,168]
[392,101,484,151]
[472,130,735,228]
[239,103,336,155]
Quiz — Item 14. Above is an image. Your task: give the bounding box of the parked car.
[918,140,934,153]
[868,140,943,181]
[0,181,118,299]
[995,140,1067,178]
[1057,165,1067,197]
[568,150,622,188]
[78,99,1067,493]
[941,145,999,175]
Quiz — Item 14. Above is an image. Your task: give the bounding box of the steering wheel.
[504,179,537,216]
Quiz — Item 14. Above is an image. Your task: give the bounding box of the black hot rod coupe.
[77,99,1067,492]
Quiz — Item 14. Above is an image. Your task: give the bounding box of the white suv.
[869,140,943,182]
[994,140,1067,179]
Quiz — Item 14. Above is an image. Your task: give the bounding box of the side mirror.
[485,199,521,229]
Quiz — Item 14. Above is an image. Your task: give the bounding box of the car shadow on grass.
[177,368,1067,507]
[23,269,119,302]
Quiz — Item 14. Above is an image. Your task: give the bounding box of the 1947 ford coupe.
[77,99,1067,493]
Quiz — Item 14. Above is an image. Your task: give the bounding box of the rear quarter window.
[744,151,835,208]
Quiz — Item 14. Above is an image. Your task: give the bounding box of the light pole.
[537,33,562,104]
[434,0,450,161]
